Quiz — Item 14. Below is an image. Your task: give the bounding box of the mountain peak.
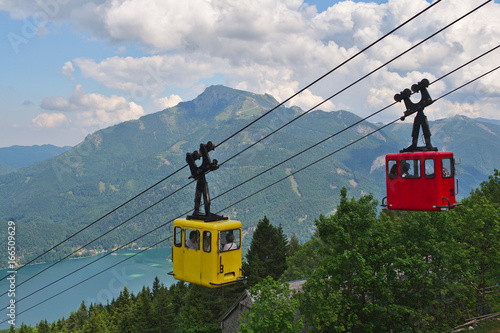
[176,85,280,121]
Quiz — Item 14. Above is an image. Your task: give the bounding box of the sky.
[0,0,499,148]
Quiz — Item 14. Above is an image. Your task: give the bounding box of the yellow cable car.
[169,218,245,288]
[169,141,246,287]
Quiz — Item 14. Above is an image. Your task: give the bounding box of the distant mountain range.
[473,117,500,126]
[0,144,71,173]
[0,85,498,266]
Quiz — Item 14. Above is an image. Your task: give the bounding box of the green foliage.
[240,276,303,333]
[243,216,289,286]
[6,276,245,333]
[450,169,500,314]
[477,168,500,203]
[299,186,490,332]
[282,236,326,281]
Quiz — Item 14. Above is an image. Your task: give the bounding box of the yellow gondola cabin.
[170,218,245,288]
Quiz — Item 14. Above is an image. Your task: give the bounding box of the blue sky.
[0,0,499,147]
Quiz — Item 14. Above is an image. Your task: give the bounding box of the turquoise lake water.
[0,247,175,329]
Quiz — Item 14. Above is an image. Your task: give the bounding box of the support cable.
[0,181,195,297]
[9,236,172,321]
[213,44,500,201]
[0,165,186,282]
[217,0,492,168]
[214,68,500,214]
[215,0,444,148]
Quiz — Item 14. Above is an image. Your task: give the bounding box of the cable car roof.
[175,218,242,230]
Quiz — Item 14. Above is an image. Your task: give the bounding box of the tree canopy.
[240,276,303,333]
[242,216,290,287]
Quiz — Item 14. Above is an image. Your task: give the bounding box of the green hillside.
[0,144,71,170]
[0,85,498,267]
[0,162,15,176]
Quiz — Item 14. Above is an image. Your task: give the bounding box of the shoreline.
[0,246,171,271]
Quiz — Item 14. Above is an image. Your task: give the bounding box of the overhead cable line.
[3,0,442,281]
[5,63,498,324]
[8,2,496,306]
[217,0,492,169]
[433,64,500,103]
[429,44,500,85]
[215,0,444,148]
[212,44,500,201]
[2,0,445,282]
[5,208,190,309]
[213,67,500,215]
[0,165,186,282]
[5,236,173,322]
[8,49,499,315]
[0,180,195,297]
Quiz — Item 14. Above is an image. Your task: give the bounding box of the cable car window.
[203,231,211,253]
[185,228,200,250]
[174,227,183,247]
[425,159,435,178]
[401,159,420,179]
[442,158,454,178]
[219,229,241,252]
[388,160,398,179]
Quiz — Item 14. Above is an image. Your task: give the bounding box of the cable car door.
[183,228,202,285]
[217,229,241,285]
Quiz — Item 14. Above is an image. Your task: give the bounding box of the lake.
[0,247,175,329]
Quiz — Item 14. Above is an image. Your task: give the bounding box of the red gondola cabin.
[384,151,459,211]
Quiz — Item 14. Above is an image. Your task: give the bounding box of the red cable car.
[385,151,459,211]
[382,79,460,211]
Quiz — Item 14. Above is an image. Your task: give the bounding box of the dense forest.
[4,170,499,332]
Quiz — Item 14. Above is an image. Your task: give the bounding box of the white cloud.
[32,113,68,128]
[4,0,500,124]
[153,95,183,110]
[76,101,144,127]
[74,55,224,98]
[61,61,74,80]
[288,89,336,111]
[41,85,145,128]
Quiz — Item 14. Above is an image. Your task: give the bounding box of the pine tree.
[19,324,32,333]
[153,284,175,332]
[288,233,300,257]
[132,286,154,332]
[243,216,290,287]
[115,286,134,333]
[36,320,50,333]
[152,276,161,298]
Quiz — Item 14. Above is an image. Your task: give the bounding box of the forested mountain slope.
[0,85,498,266]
